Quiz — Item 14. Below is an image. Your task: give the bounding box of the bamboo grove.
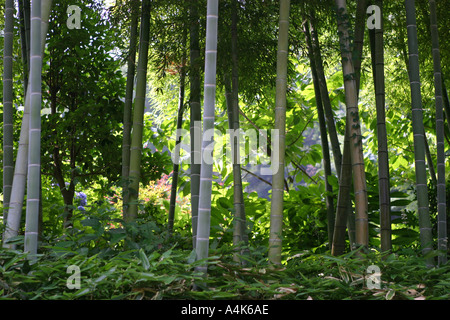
[1,0,449,283]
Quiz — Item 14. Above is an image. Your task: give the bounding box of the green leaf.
[139,248,150,271]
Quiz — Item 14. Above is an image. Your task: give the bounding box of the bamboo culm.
[428,0,447,266]
[122,1,140,221]
[303,18,335,248]
[3,0,53,249]
[268,0,290,266]
[168,54,186,235]
[404,0,434,265]
[24,0,42,259]
[195,0,219,277]
[3,0,15,225]
[127,0,151,222]
[189,0,202,248]
[334,0,369,248]
[371,0,392,254]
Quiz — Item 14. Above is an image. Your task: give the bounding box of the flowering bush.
[75,191,87,211]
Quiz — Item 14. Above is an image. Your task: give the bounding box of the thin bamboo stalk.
[24,0,42,259]
[122,0,140,221]
[269,0,290,266]
[168,51,186,235]
[127,0,151,222]
[304,18,335,249]
[428,0,447,266]
[404,0,433,265]
[371,0,392,254]
[3,0,15,224]
[189,0,202,248]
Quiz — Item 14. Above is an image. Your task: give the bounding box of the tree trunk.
[3,0,52,249]
[335,0,369,248]
[3,0,15,224]
[189,0,202,248]
[24,0,42,260]
[195,0,219,277]
[428,0,447,266]
[404,0,433,265]
[269,0,290,266]
[127,0,151,222]
[122,0,140,221]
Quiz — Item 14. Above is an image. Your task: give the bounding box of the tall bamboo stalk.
[229,0,248,261]
[309,10,342,181]
[168,51,186,235]
[3,0,15,225]
[195,0,219,276]
[189,0,202,248]
[127,0,151,222]
[304,18,335,248]
[428,0,447,265]
[122,0,140,221]
[18,0,29,94]
[269,0,290,266]
[372,0,392,254]
[24,0,42,259]
[404,0,433,265]
[331,123,353,256]
[3,0,52,249]
[334,0,369,248]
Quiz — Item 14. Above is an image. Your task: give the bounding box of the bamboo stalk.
[189,0,202,248]
[127,0,151,222]
[195,0,219,277]
[3,0,52,249]
[404,0,434,266]
[428,0,447,266]
[371,0,392,254]
[303,17,335,249]
[3,0,15,224]
[24,0,42,260]
[334,0,369,248]
[122,0,140,221]
[168,48,187,235]
[269,0,290,266]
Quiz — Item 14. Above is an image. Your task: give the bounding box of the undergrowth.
[1,243,449,300]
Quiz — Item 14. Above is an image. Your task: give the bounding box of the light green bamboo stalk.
[269,0,290,266]
[428,0,447,265]
[3,0,52,249]
[3,0,15,225]
[372,0,392,254]
[127,0,151,222]
[404,0,433,265]
[24,0,42,259]
[195,0,219,276]
[334,0,369,248]
[122,0,140,221]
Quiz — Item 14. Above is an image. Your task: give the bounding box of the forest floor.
[0,243,449,301]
